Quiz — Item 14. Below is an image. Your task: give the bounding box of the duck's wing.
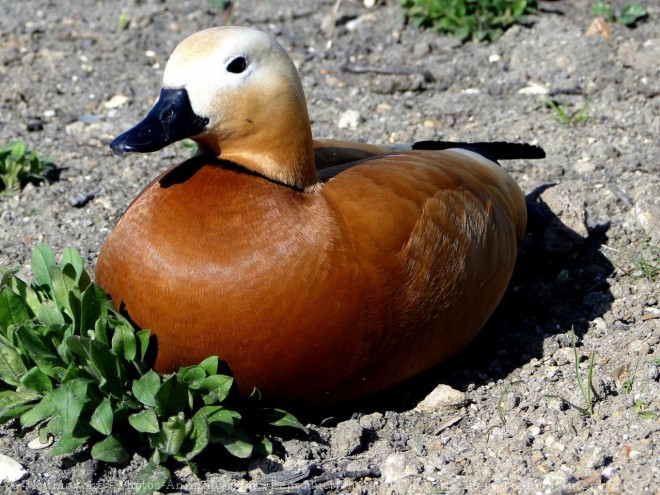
[313,139,545,172]
[411,140,546,161]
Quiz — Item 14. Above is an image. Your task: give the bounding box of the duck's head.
[111,26,317,189]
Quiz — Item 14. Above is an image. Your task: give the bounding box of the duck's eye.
[226,56,247,74]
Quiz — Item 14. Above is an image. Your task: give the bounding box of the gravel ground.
[0,0,659,494]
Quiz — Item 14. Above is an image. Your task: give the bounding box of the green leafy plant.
[117,12,130,31]
[544,329,595,417]
[545,98,591,126]
[399,0,538,41]
[630,245,660,280]
[0,245,307,494]
[590,2,647,26]
[0,141,53,194]
[633,398,658,420]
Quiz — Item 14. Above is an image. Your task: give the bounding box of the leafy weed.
[0,141,54,194]
[399,0,539,42]
[545,98,591,127]
[543,329,595,417]
[590,2,647,26]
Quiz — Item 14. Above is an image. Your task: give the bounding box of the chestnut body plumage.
[96,26,543,405]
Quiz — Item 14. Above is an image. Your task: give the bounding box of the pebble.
[539,182,589,238]
[415,384,467,412]
[380,452,423,483]
[627,339,650,356]
[330,419,364,457]
[337,109,361,129]
[542,467,575,490]
[628,183,660,244]
[28,434,54,449]
[0,454,28,483]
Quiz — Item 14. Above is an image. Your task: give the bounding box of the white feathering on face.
[161,27,301,122]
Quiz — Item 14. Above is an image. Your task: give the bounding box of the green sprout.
[0,141,53,194]
[545,98,591,127]
[590,2,647,26]
[544,329,595,417]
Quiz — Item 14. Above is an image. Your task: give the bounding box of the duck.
[96,26,544,406]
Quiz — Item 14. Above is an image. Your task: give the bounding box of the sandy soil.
[0,0,658,494]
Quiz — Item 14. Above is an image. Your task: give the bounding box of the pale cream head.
[162,26,317,189]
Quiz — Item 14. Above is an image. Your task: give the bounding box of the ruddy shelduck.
[97,26,544,405]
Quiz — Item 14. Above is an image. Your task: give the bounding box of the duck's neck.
[195,106,318,191]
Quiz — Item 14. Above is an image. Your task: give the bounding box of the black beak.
[110,88,209,155]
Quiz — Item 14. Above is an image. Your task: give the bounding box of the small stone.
[542,468,575,490]
[601,466,617,479]
[517,82,548,95]
[627,184,660,244]
[584,448,606,469]
[28,434,54,449]
[337,109,361,129]
[528,425,541,437]
[381,452,423,483]
[416,384,467,412]
[628,340,650,356]
[553,347,574,366]
[103,94,129,109]
[330,419,364,456]
[358,412,384,431]
[0,454,28,482]
[540,183,589,238]
[605,474,623,493]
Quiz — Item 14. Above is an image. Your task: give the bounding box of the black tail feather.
[412,141,546,161]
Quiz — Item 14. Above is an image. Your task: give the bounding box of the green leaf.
[0,389,41,423]
[15,325,66,379]
[91,435,129,463]
[111,323,137,362]
[60,248,90,289]
[50,432,89,457]
[89,340,124,397]
[0,338,28,387]
[49,265,76,315]
[154,375,189,417]
[31,244,56,293]
[198,356,218,375]
[0,271,40,316]
[262,408,309,433]
[132,370,161,407]
[185,410,210,460]
[20,394,54,428]
[198,405,238,435]
[590,2,615,19]
[79,284,105,336]
[135,462,170,495]
[179,367,206,389]
[19,366,53,394]
[0,286,32,327]
[217,429,253,458]
[90,398,114,435]
[9,141,25,161]
[151,413,188,455]
[52,378,88,433]
[199,374,233,404]
[254,437,273,457]
[136,329,151,362]
[38,300,66,326]
[128,408,160,434]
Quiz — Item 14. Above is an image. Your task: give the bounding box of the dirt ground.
[0,0,658,494]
